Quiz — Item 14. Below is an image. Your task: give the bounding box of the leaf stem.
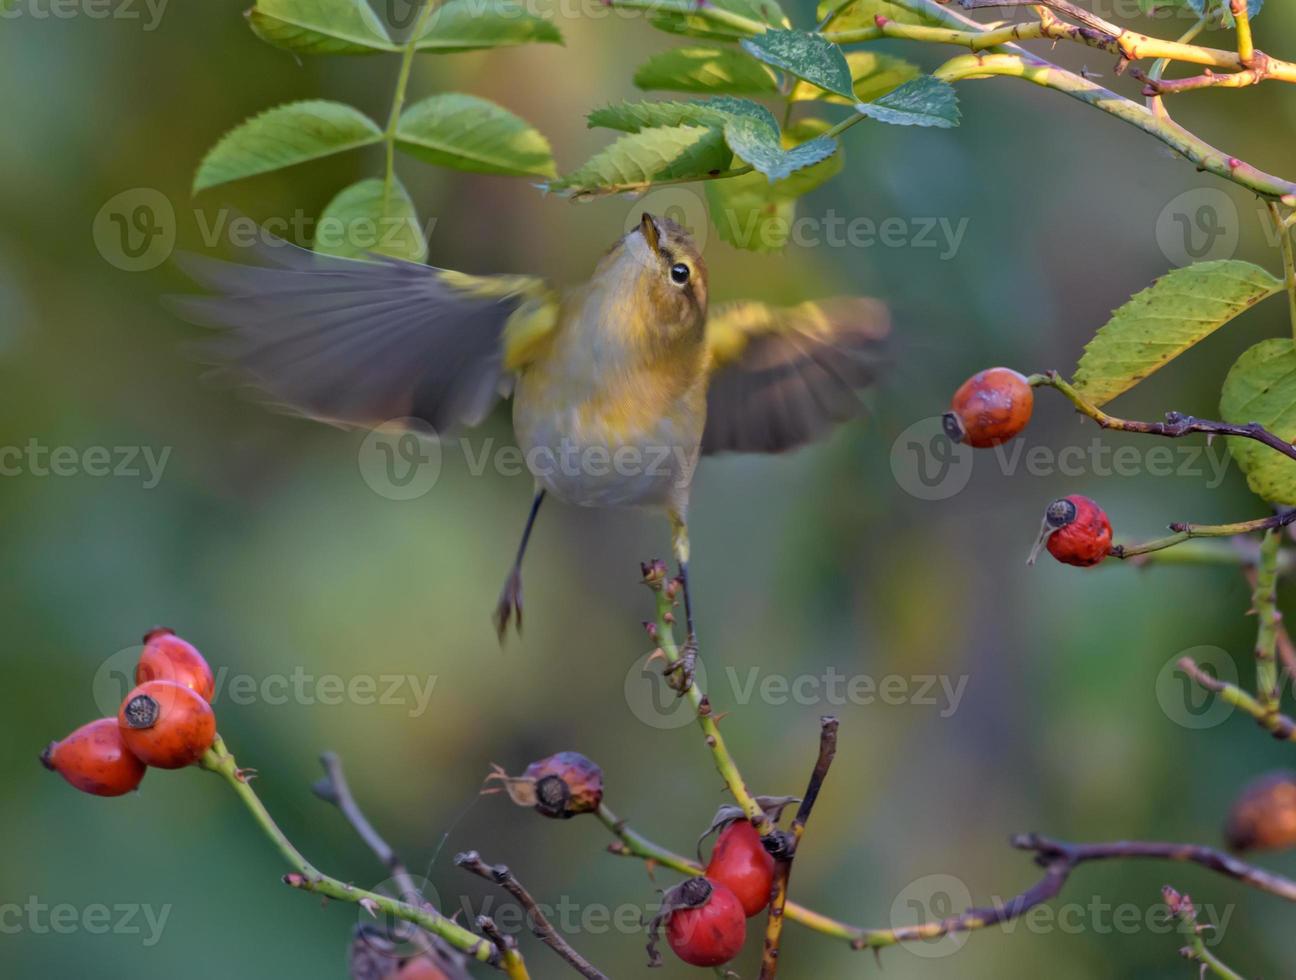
[1233,0,1254,66]
[383,0,441,210]
[200,736,507,968]
[1178,655,1296,740]
[1109,512,1296,560]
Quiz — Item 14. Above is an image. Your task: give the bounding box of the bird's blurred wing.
[701,297,890,455]
[172,235,556,432]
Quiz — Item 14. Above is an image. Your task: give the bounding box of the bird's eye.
[670,263,690,285]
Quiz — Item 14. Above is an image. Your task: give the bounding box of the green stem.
[200,736,503,967]
[1233,0,1254,66]
[647,576,770,832]
[1111,514,1296,560]
[1146,15,1209,119]
[1254,529,1282,715]
[1269,202,1296,341]
[382,0,440,210]
[1178,656,1296,740]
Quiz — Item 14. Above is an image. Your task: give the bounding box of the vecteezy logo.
[92,644,147,716]
[1156,645,1237,730]
[889,873,973,958]
[356,875,443,958]
[358,418,443,501]
[626,188,710,254]
[1155,188,1238,267]
[890,416,974,501]
[93,188,176,272]
[624,648,709,730]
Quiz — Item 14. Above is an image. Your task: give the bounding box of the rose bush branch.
[455,851,610,980]
[759,716,838,979]
[199,736,520,974]
[1165,886,1245,980]
[644,561,772,833]
[595,807,1296,952]
[1108,511,1296,561]
[1178,656,1296,741]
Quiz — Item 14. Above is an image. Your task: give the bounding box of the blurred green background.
[4,1,1296,976]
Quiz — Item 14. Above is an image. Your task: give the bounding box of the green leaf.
[414,0,563,51]
[791,50,921,104]
[740,29,854,99]
[588,98,778,135]
[247,0,395,54]
[1073,260,1283,406]
[1221,338,1296,504]
[706,118,842,252]
[723,116,837,182]
[396,94,556,178]
[194,101,384,193]
[546,125,733,197]
[649,0,789,41]
[816,0,939,30]
[633,46,779,95]
[854,75,960,127]
[314,177,428,263]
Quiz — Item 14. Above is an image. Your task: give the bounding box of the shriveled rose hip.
[1028,495,1112,567]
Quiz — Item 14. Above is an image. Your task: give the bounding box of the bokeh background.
[4,1,1296,976]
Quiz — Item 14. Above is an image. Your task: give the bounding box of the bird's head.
[595,213,708,353]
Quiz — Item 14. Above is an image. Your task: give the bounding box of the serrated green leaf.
[740,29,854,99]
[396,94,555,178]
[194,101,383,193]
[1072,260,1282,406]
[649,0,789,41]
[854,75,960,128]
[633,46,779,95]
[706,119,842,252]
[313,177,427,262]
[547,125,733,197]
[723,116,837,182]
[414,0,563,51]
[1221,338,1296,504]
[816,0,939,31]
[791,50,921,104]
[588,98,778,135]
[247,0,395,54]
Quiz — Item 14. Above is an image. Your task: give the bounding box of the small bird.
[176,213,888,648]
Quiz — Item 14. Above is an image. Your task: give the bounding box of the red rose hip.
[1028,495,1112,567]
[648,877,747,968]
[705,820,774,918]
[944,367,1034,448]
[41,717,147,797]
[118,680,217,769]
[137,627,215,703]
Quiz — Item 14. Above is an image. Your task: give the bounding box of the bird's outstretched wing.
[701,297,890,455]
[172,235,556,433]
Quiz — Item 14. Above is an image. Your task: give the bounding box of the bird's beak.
[639,212,660,253]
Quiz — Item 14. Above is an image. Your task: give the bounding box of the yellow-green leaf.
[314,177,427,262]
[396,94,556,178]
[634,46,779,95]
[247,0,396,54]
[546,125,732,197]
[1073,260,1283,406]
[1220,338,1296,504]
[414,0,563,51]
[649,0,789,41]
[817,0,939,31]
[194,100,383,193]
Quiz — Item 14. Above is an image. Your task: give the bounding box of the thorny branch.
[455,852,610,980]
[759,717,839,980]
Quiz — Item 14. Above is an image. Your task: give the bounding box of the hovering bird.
[176,213,888,649]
